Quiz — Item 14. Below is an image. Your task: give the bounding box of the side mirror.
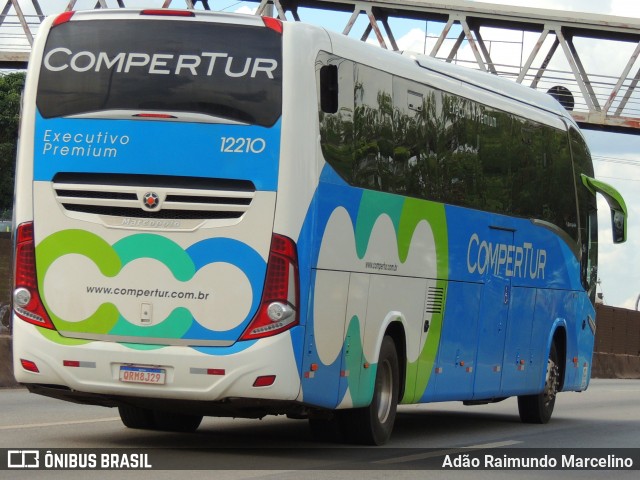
[581,175,627,244]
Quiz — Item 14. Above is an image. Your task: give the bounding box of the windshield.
[37,19,282,126]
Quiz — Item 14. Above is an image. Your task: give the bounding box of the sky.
[5,0,640,308]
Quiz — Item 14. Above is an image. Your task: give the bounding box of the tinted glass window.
[570,128,598,299]
[317,53,354,180]
[352,64,394,191]
[38,20,282,126]
[317,52,579,243]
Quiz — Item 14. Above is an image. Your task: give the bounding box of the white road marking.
[373,440,523,465]
[0,417,120,430]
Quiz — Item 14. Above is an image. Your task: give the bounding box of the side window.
[316,52,582,259]
[458,100,508,213]
[390,78,492,208]
[509,119,578,241]
[353,64,394,191]
[391,77,440,199]
[570,128,598,302]
[542,127,579,242]
[510,118,545,219]
[317,53,354,182]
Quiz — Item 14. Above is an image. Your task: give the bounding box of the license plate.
[119,366,166,385]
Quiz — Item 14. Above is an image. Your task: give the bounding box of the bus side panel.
[577,296,596,391]
[500,286,536,396]
[301,269,350,408]
[530,289,580,392]
[473,227,513,399]
[359,274,428,407]
[337,273,370,407]
[563,294,596,392]
[423,280,481,402]
[298,171,448,408]
[446,204,586,399]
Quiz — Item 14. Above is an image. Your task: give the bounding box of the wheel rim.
[376,359,393,424]
[543,357,559,407]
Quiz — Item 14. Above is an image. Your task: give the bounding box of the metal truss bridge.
[2,0,640,133]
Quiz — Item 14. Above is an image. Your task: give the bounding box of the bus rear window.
[37,19,282,126]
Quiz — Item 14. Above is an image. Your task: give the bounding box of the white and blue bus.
[12,8,627,445]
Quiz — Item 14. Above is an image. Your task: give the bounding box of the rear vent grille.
[60,204,242,220]
[425,286,445,314]
[52,173,255,221]
[55,190,138,201]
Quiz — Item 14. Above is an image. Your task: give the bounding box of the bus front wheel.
[517,342,560,424]
[339,335,399,445]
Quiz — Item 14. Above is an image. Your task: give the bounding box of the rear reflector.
[63,360,96,368]
[190,367,226,376]
[253,375,276,387]
[20,359,40,373]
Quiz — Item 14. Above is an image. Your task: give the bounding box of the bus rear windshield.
[37,19,282,126]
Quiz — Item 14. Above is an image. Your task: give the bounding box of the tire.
[518,342,560,424]
[308,415,342,443]
[118,405,156,430]
[118,405,202,432]
[339,336,399,445]
[153,410,203,433]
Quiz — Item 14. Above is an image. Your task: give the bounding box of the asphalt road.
[0,379,638,479]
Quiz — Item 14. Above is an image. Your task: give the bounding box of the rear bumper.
[13,320,304,405]
[25,383,307,418]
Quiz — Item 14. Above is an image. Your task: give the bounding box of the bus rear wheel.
[339,336,399,445]
[153,410,203,432]
[518,342,560,424]
[118,405,202,432]
[308,415,342,442]
[118,405,155,430]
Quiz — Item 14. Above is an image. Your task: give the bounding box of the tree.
[0,71,25,218]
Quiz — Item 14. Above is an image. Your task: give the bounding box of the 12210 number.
[220,137,266,154]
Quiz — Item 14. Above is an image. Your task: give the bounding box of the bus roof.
[47,9,576,130]
[405,51,572,119]
[51,8,269,27]
[315,24,576,130]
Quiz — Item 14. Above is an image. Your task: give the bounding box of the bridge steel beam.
[3,0,640,133]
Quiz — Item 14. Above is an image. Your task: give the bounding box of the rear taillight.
[52,11,74,27]
[262,16,283,34]
[13,222,55,329]
[240,234,299,340]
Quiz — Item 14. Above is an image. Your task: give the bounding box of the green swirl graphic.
[350,191,449,403]
[37,230,121,334]
[113,234,195,281]
[36,230,224,348]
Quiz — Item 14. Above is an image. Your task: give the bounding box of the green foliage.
[0,71,25,214]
